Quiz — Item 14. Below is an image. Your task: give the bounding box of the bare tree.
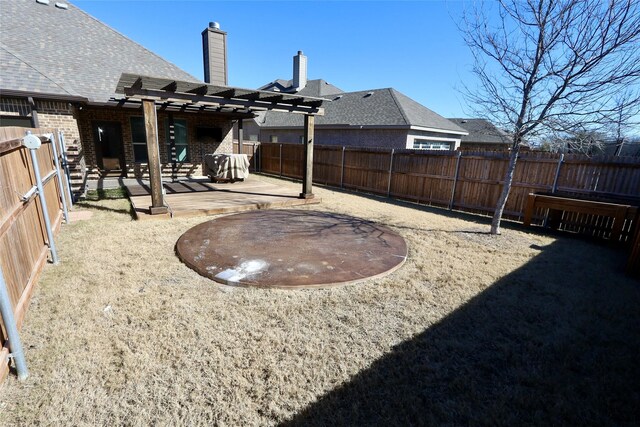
[540,125,606,155]
[607,90,640,155]
[461,0,640,234]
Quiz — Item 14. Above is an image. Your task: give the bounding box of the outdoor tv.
[196,126,223,142]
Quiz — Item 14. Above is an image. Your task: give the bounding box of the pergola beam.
[124,87,323,115]
[234,91,261,101]
[110,97,255,117]
[212,88,237,98]
[161,81,178,92]
[187,85,209,96]
[117,73,326,116]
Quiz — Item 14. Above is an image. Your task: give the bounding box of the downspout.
[28,97,39,128]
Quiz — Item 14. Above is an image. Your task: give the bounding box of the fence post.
[24,133,59,265]
[49,133,69,223]
[252,143,256,172]
[279,143,283,177]
[0,266,28,380]
[340,146,345,188]
[551,153,564,193]
[544,153,565,227]
[449,151,462,210]
[387,149,395,197]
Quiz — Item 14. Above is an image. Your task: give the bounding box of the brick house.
[0,0,240,196]
[237,51,469,151]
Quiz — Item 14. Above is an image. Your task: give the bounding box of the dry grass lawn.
[1,175,638,426]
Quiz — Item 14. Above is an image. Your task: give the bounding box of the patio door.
[93,121,125,176]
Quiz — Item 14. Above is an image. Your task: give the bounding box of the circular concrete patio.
[176,209,408,289]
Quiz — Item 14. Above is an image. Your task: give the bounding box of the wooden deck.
[125,177,320,220]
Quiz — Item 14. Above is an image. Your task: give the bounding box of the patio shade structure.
[115,73,326,214]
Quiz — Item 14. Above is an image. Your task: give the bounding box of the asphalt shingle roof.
[0,44,74,96]
[260,87,466,133]
[0,0,200,102]
[448,118,511,144]
[259,78,344,97]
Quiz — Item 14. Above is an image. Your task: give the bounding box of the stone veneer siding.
[77,106,234,179]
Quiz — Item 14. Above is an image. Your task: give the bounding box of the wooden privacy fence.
[258,143,640,242]
[0,127,65,381]
[232,141,260,172]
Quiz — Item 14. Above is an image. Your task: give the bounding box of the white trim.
[259,124,468,136]
[406,135,461,150]
[409,125,468,136]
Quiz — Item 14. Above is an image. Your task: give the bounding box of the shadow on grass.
[260,174,629,247]
[257,173,525,230]
[280,238,640,426]
[75,199,135,219]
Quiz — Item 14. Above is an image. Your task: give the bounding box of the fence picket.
[259,143,640,238]
[0,127,63,383]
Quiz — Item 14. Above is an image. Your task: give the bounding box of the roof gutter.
[260,124,469,135]
[409,125,468,136]
[0,89,88,103]
[261,124,415,130]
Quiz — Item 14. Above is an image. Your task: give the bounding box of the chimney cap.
[209,21,220,29]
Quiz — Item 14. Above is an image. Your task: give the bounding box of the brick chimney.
[292,50,307,91]
[202,22,228,86]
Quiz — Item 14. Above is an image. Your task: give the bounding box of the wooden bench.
[523,193,637,243]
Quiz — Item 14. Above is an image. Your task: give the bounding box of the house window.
[130,117,148,162]
[165,118,188,162]
[413,139,452,150]
[0,116,32,127]
[299,135,305,143]
[249,134,258,142]
[270,135,278,143]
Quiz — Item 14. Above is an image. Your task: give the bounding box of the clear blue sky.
[74,0,472,118]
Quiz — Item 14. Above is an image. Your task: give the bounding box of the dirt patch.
[1,175,638,426]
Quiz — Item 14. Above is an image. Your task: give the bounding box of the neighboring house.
[447,118,512,150]
[238,52,468,150]
[0,0,238,195]
[602,139,640,157]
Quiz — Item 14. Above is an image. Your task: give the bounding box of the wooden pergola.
[114,73,326,215]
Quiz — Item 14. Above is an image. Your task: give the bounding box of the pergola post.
[142,99,168,214]
[237,119,244,155]
[300,114,314,199]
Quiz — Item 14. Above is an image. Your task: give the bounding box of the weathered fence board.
[0,127,63,382]
[258,142,640,238]
[342,148,391,195]
[313,146,343,186]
